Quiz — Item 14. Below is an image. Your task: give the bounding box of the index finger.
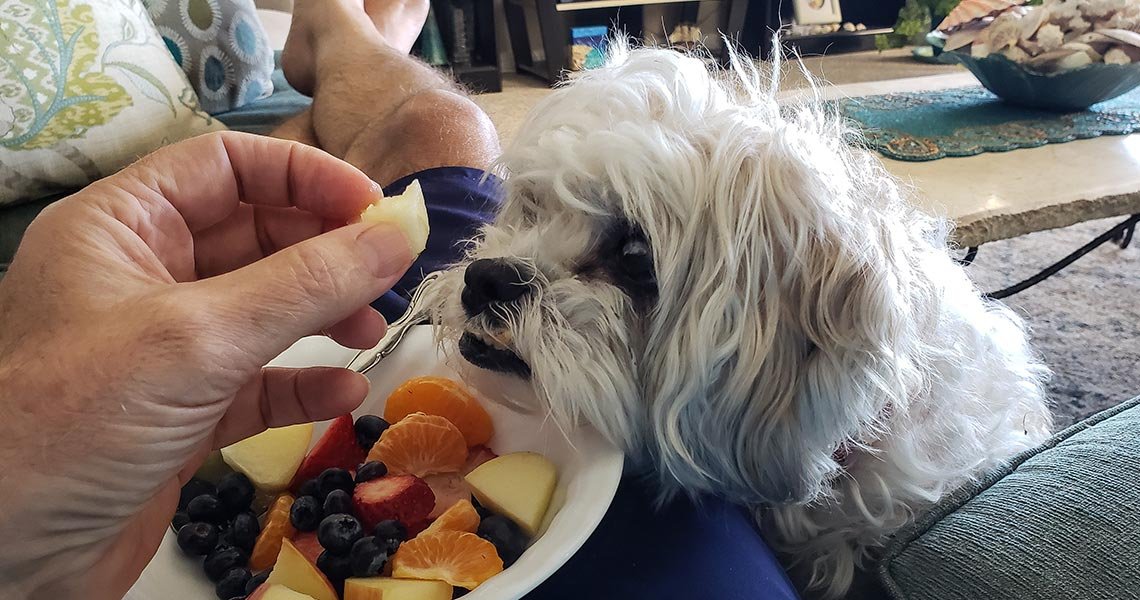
[122,131,382,232]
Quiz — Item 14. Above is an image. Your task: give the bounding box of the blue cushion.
[879,396,1140,600]
[216,53,310,134]
[145,0,276,114]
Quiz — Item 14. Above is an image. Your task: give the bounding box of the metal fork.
[346,271,441,375]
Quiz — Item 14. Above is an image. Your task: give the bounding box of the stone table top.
[781,72,1140,247]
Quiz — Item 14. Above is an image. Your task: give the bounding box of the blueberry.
[217,473,255,514]
[372,519,408,543]
[348,536,389,577]
[290,495,323,532]
[318,468,355,499]
[203,546,249,582]
[453,587,469,598]
[354,461,388,483]
[172,511,191,532]
[354,415,389,450]
[176,522,219,556]
[214,567,251,600]
[317,550,354,582]
[318,513,364,556]
[297,479,320,499]
[477,515,530,567]
[229,512,261,552]
[323,489,353,516]
[180,478,216,511]
[245,569,271,595]
[188,494,228,524]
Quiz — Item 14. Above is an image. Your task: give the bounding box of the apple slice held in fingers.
[359,179,429,255]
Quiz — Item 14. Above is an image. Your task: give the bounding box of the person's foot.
[282,0,342,96]
[282,0,429,96]
[362,0,431,55]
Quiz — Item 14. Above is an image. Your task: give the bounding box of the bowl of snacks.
[127,327,624,600]
[930,0,1140,111]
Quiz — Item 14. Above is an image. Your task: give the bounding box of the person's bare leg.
[269,109,318,146]
[280,0,498,186]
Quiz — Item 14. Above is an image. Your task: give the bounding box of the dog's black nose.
[462,258,533,316]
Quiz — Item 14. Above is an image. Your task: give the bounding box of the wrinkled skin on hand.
[0,131,414,600]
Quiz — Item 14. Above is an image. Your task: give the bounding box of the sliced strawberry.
[290,414,366,490]
[406,516,434,538]
[290,531,323,566]
[461,445,498,476]
[353,474,435,531]
[423,473,471,519]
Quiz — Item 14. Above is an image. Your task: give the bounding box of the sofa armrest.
[879,395,1140,600]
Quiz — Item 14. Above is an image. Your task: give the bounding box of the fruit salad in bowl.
[128,328,623,600]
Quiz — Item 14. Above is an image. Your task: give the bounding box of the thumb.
[194,221,414,362]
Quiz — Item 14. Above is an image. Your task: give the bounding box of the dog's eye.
[594,221,657,307]
[620,237,655,282]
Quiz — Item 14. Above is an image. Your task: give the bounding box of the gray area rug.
[965,217,1140,429]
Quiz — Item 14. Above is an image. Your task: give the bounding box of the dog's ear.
[639,108,945,506]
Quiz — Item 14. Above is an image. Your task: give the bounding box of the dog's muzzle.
[458,258,533,378]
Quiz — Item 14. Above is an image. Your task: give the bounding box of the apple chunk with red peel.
[249,584,318,600]
[264,539,338,600]
[221,423,314,493]
[464,452,557,536]
[344,577,452,600]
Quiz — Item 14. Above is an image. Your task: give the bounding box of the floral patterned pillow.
[144,0,275,114]
[0,0,225,207]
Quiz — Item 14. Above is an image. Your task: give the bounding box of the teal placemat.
[839,86,1140,161]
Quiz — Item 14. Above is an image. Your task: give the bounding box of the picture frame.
[793,0,843,25]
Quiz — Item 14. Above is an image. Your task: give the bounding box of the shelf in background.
[555,0,708,12]
[784,27,893,42]
[782,27,893,55]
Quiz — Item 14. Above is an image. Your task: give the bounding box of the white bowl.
[127,326,623,600]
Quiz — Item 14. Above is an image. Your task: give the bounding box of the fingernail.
[369,180,384,200]
[356,223,414,279]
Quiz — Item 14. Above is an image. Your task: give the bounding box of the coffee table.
[781,72,1140,298]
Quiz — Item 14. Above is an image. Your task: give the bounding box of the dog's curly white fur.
[423,46,1052,597]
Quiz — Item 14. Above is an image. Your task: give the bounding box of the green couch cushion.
[879,396,1140,600]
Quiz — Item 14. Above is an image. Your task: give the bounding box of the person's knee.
[347,88,500,184]
[394,89,499,160]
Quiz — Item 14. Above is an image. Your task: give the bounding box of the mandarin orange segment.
[250,493,296,571]
[391,530,504,589]
[367,412,468,477]
[383,377,494,447]
[421,499,481,537]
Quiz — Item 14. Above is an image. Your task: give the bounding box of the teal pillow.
[879,396,1140,600]
[144,0,274,114]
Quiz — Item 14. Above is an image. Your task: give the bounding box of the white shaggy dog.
[422,47,1053,597]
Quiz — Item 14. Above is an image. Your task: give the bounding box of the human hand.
[0,131,414,599]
